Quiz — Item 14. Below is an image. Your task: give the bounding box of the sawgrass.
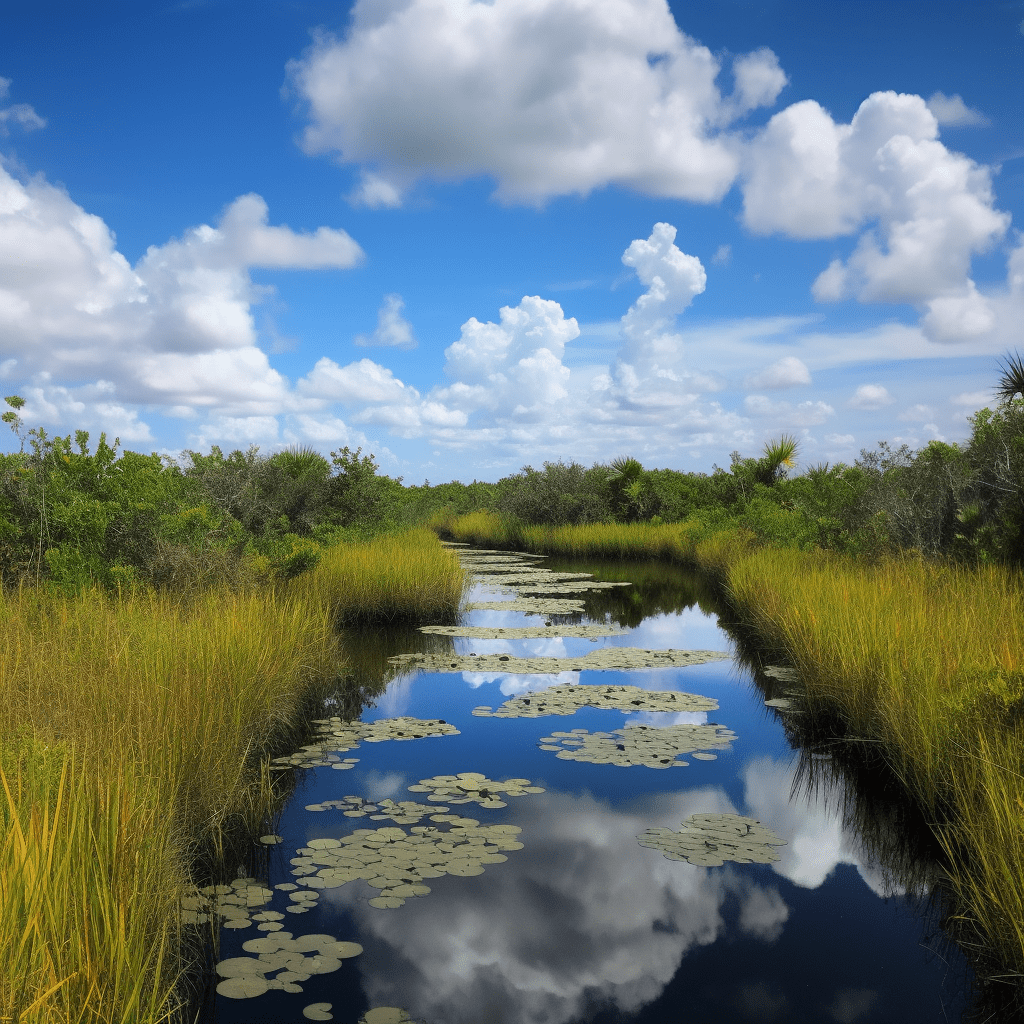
[0,528,464,1022]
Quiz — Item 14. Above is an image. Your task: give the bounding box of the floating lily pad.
[391,647,728,676]
[464,598,587,615]
[638,813,787,867]
[217,976,271,998]
[271,717,460,771]
[359,1009,413,1024]
[286,817,524,907]
[420,623,626,639]
[473,681,719,718]
[303,1003,334,1021]
[408,772,544,806]
[258,834,283,845]
[538,722,736,768]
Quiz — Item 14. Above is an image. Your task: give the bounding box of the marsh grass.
[443,512,1024,982]
[292,527,465,625]
[0,528,464,1021]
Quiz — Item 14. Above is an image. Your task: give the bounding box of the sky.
[1,0,1022,484]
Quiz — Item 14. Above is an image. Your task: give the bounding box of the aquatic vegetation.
[639,813,788,867]
[408,772,545,807]
[286,817,525,909]
[215,931,363,999]
[271,716,460,770]
[392,646,728,674]
[180,877,274,929]
[472,681,719,718]
[420,623,627,638]
[304,797,443,824]
[359,1009,413,1024]
[538,722,736,768]
[464,598,588,614]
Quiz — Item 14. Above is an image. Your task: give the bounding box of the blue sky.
[1,0,1022,483]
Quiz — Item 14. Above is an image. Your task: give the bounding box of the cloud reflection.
[301,754,907,1023]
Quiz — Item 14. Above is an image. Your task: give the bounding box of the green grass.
[441,512,1024,984]
[0,528,465,1022]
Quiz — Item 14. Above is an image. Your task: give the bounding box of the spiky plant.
[755,435,799,486]
[995,351,1024,404]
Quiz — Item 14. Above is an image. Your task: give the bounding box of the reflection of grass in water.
[0,529,465,1022]
[727,547,1024,994]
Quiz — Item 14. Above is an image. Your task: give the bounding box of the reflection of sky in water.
[207,569,972,1023]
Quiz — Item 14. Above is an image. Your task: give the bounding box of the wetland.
[192,544,976,1024]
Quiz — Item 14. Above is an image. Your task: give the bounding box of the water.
[195,549,975,1023]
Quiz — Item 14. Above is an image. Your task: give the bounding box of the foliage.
[496,460,611,526]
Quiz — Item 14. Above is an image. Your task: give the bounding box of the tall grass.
[291,527,465,624]
[0,528,464,1021]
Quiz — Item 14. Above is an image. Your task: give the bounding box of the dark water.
[194,552,975,1024]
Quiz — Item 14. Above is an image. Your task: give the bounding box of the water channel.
[193,544,976,1023]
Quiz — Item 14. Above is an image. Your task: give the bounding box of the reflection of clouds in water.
[612,609,731,654]
[827,987,878,1023]
[455,637,569,657]
[376,674,416,717]
[324,788,789,1024]
[359,770,406,801]
[623,709,709,727]
[461,671,579,695]
[742,756,904,897]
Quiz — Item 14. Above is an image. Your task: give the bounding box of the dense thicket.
[3,358,1023,592]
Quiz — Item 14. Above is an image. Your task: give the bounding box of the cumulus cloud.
[744,91,1009,339]
[926,91,988,127]
[743,356,811,389]
[0,160,364,427]
[0,78,45,135]
[286,0,787,206]
[355,293,417,349]
[847,384,894,409]
[743,395,833,426]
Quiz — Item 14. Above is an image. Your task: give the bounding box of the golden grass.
[0,528,465,1021]
[290,527,466,624]
[442,512,1024,979]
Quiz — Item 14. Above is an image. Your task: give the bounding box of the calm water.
[195,551,975,1024]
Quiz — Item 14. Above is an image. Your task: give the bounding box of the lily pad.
[303,1004,334,1021]
[391,648,728,676]
[359,1009,413,1024]
[419,623,626,639]
[538,722,736,768]
[473,681,719,718]
[638,813,787,867]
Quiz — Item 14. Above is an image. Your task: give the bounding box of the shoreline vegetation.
[0,531,464,1023]
[2,358,1023,1019]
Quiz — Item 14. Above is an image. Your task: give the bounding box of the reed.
[291,527,466,624]
[0,528,464,1021]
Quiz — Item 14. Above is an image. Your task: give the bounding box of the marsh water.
[194,546,976,1024]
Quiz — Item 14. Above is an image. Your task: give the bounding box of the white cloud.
[0,160,365,426]
[286,0,786,206]
[847,384,894,409]
[743,356,811,389]
[711,243,731,266]
[355,292,417,349]
[0,78,45,135]
[745,91,1009,338]
[897,403,934,423]
[743,395,834,426]
[926,91,988,127]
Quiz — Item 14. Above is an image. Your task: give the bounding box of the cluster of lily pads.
[464,598,588,615]
[286,816,525,909]
[538,722,737,768]
[214,931,362,999]
[638,813,788,867]
[304,796,444,824]
[270,716,459,771]
[391,647,729,675]
[180,877,275,929]
[420,623,626,639]
[407,771,545,807]
[473,681,719,718]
